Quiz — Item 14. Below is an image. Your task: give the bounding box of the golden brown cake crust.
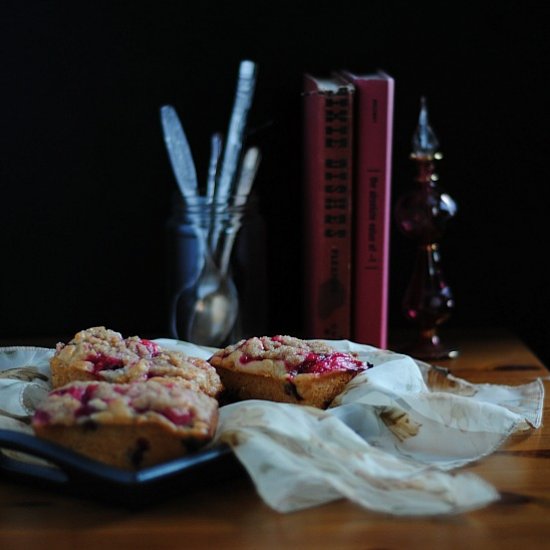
[209,335,367,409]
[32,380,219,469]
[50,327,222,397]
[215,367,357,409]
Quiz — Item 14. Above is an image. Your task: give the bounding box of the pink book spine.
[302,75,354,339]
[342,72,394,348]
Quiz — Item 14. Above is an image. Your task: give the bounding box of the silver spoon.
[206,132,223,202]
[186,147,261,346]
[215,60,257,203]
[171,214,238,346]
[218,146,261,276]
[184,62,257,346]
[186,270,239,346]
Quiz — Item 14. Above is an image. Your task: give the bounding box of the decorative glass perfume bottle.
[394,97,458,359]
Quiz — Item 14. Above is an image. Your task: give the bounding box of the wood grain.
[0,329,548,549]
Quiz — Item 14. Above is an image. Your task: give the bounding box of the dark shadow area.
[1,2,548,364]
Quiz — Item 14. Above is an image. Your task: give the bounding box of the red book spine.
[302,75,354,339]
[341,71,394,348]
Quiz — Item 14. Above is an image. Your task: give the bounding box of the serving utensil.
[161,105,238,346]
[187,144,261,346]
[206,132,223,202]
[215,60,257,202]
[184,61,258,345]
[190,147,261,345]
[160,105,198,201]
[178,231,239,346]
[161,60,259,346]
[185,272,239,346]
[218,146,261,276]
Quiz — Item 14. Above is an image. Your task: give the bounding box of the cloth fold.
[216,400,500,515]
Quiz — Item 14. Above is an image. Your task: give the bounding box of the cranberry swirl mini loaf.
[32,380,219,469]
[50,327,222,397]
[209,335,369,409]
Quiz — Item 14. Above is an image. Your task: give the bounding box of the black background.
[1,2,549,363]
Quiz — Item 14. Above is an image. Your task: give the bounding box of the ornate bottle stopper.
[394,97,458,359]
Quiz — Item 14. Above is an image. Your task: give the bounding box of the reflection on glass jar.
[166,193,267,347]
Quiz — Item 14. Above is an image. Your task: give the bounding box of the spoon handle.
[218,147,261,277]
[206,132,223,202]
[215,60,257,202]
[234,147,261,202]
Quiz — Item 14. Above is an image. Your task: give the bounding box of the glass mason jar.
[165,193,267,347]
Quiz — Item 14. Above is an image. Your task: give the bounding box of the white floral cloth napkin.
[0,347,52,432]
[0,340,544,516]
[159,339,544,516]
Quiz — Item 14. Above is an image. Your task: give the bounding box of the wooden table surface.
[0,329,548,549]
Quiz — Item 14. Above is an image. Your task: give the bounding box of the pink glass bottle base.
[399,329,459,361]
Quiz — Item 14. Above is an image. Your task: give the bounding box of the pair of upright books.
[302,70,394,349]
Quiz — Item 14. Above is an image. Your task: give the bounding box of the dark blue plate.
[0,429,243,506]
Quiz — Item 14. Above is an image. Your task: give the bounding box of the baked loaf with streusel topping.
[32,380,219,469]
[209,335,368,409]
[50,327,222,397]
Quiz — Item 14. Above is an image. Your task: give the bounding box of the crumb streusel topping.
[210,335,366,378]
[32,380,217,434]
[52,327,222,396]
